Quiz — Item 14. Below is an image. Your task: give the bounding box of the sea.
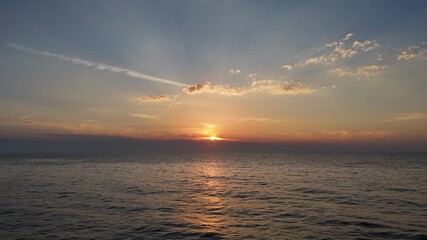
[0,153,426,239]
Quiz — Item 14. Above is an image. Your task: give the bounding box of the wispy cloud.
[300,33,378,66]
[343,33,354,41]
[251,80,316,95]
[5,42,188,87]
[227,117,281,123]
[329,65,385,80]
[183,80,316,96]
[134,95,177,103]
[19,115,34,124]
[319,130,392,140]
[397,44,427,61]
[229,69,241,75]
[128,113,159,120]
[281,65,293,71]
[183,82,245,96]
[388,113,427,122]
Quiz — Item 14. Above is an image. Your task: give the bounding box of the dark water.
[0,153,426,240]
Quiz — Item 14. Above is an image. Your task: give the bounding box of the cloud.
[18,115,34,124]
[229,69,241,75]
[183,80,316,96]
[128,113,159,120]
[134,95,177,103]
[329,65,385,80]
[183,82,246,96]
[281,65,293,71]
[320,130,392,140]
[5,42,188,87]
[1,117,117,137]
[250,80,316,95]
[388,113,427,122]
[397,44,427,61]
[227,117,281,123]
[246,73,260,80]
[343,33,354,41]
[301,33,378,66]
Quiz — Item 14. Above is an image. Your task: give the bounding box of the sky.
[1,0,427,152]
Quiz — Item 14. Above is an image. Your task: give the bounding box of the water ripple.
[0,152,426,239]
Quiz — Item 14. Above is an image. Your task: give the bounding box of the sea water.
[0,153,426,239]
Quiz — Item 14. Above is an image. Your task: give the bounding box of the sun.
[208,136,221,141]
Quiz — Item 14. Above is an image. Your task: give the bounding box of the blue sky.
[1,0,427,151]
[2,0,426,84]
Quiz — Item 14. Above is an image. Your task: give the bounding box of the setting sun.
[208,136,221,141]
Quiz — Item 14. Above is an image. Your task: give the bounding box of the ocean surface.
[0,153,426,239]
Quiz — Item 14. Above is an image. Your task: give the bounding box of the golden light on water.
[190,160,228,232]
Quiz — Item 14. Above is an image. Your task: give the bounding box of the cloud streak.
[329,65,385,80]
[319,130,392,140]
[388,113,427,122]
[183,82,245,96]
[5,42,188,87]
[183,80,316,96]
[281,65,293,71]
[227,117,281,123]
[134,95,177,103]
[128,113,159,120]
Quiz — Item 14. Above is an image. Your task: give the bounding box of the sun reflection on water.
[185,160,229,234]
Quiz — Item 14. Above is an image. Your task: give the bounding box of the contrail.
[5,42,188,87]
